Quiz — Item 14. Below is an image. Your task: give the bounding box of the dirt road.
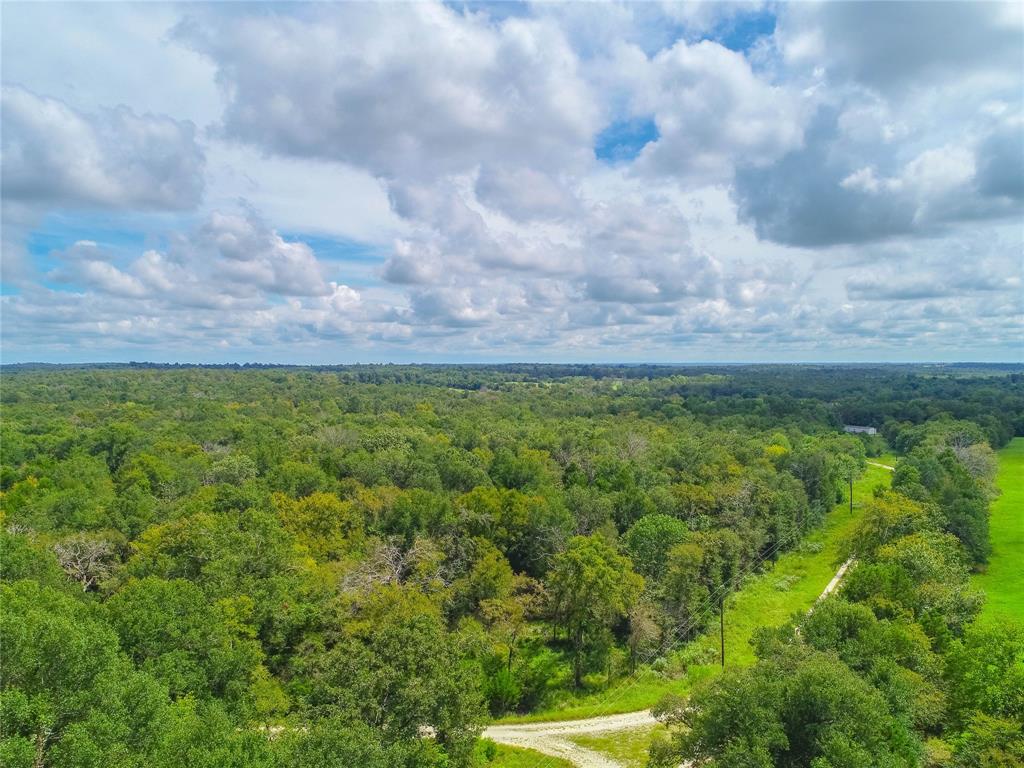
[484,710,658,768]
[866,460,895,470]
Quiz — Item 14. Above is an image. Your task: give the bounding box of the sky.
[1,1,1022,364]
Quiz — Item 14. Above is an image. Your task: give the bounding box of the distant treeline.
[5,364,1022,442]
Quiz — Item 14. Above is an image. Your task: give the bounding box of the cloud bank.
[1,1,1021,362]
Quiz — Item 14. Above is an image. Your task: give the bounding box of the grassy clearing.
[567,724,666,768]
[497,460,894,723]
[973,438,1024,624]
[494,669,707,724]
[485,743,573,768]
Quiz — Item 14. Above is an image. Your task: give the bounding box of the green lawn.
[497,459,894,723]
[485,743,573,768]
[973,438,1024,624]
[568,724,666,768]
[494,669,707,724]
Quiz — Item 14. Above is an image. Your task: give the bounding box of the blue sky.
[594,118,660,163]
[1,1,1021,364]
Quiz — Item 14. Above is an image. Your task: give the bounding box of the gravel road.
[483,710,658,768]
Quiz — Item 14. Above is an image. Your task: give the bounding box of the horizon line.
[3,360,1022,368]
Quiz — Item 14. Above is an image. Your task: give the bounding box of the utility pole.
[849,472,854,514]
[719,591,725,668]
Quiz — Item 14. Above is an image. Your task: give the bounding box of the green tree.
[0,581,172,768]
[273,491,363,560]
[662,540,711,638]
[0,531,69,590]
[546,535,643,687]
[106,576,264,707]
[277,717,434,768]
[207,454,259,486]
[624,513,688,580]
[944,623,1024,732]
[302,585,485,767]
[659,648,920,768]
[448,540,515,619]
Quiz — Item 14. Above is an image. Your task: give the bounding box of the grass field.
[494,669,707,724]
[486,743,573,768]
[497,458,895,723]
[973,438,1024,624]
[567,724,666,767]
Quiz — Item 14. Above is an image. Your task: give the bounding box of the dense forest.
[1,364,1021,767]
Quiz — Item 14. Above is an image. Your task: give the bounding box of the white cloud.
[631,39,806,184]
[176,2,600,180]
[49,242,149,299]
[902,145,976,193]
[778,1,1023,95]
[474,165,580,222]
[0,2,221,126]
[1,85,204,211]
[38,207,359,314]
[839,167,902,195]
[199,208,332,297]
[734,108,1023,246]
[202,141,405,245]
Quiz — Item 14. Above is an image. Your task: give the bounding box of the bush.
[483,666,521,716]
[775,574,800,592]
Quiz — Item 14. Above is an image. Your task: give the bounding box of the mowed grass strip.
[567,724,666,768]
[495,670,700,724]
[486,743,574,768]
[498,459,894,723]
[974,438,1024,624]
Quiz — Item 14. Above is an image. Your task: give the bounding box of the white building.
[843,425,877,435]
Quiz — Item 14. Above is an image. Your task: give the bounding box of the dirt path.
[484,711,657,768]
[817,557,854,603]
[866,460,895,471]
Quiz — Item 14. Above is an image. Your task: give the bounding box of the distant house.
[843,425,877,435]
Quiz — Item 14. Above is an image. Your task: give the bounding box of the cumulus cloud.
[778,1,1023,95]
[842,228,1023,304]
[582,254,719,305]
[38,207,356,319]
[408,287,498,328]
[846,273,1017,302]
[2,207,372,355]
[49,242,149,298]
[383,175,580,277]
[630,39,805,184]
[734,108,1024,247]
[1,85,204,210]
[734,1,1024,247]
[474,165,580,222]
[198,208,333,296]
[976,121,1024,201]
[176,2,599,181]
[382,240,445,286]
